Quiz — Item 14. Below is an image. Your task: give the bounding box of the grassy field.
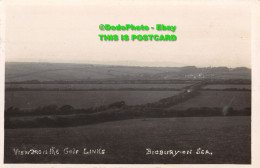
[5,90,180,110]
[5,116,251,164]
[4,63,252,164]
[5,83,191,90]
[5,63,251,82]
[168,91,251,110]
[203,84,251,90]
[5,63,180,82]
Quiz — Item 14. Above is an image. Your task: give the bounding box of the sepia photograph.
[0,0,259,166]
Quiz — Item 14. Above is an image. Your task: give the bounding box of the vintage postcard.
[0,0,260,167]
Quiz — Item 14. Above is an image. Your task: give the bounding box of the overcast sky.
[3,0,251,67]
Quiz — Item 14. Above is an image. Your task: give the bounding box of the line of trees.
[5,105,251,129]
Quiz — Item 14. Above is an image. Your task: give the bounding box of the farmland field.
[4,63,252,164]
[5,90,180,110]
[5,83,191,90]
[168,91,251,110]
[5,63,180,82]
[203,84,251,90]
[5,116,251,163]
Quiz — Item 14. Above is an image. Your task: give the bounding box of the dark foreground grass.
[5,116,251,164]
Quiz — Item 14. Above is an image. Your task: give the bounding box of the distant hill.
[5,62,251,82]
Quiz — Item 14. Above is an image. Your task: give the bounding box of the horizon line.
[5,61,251,69]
